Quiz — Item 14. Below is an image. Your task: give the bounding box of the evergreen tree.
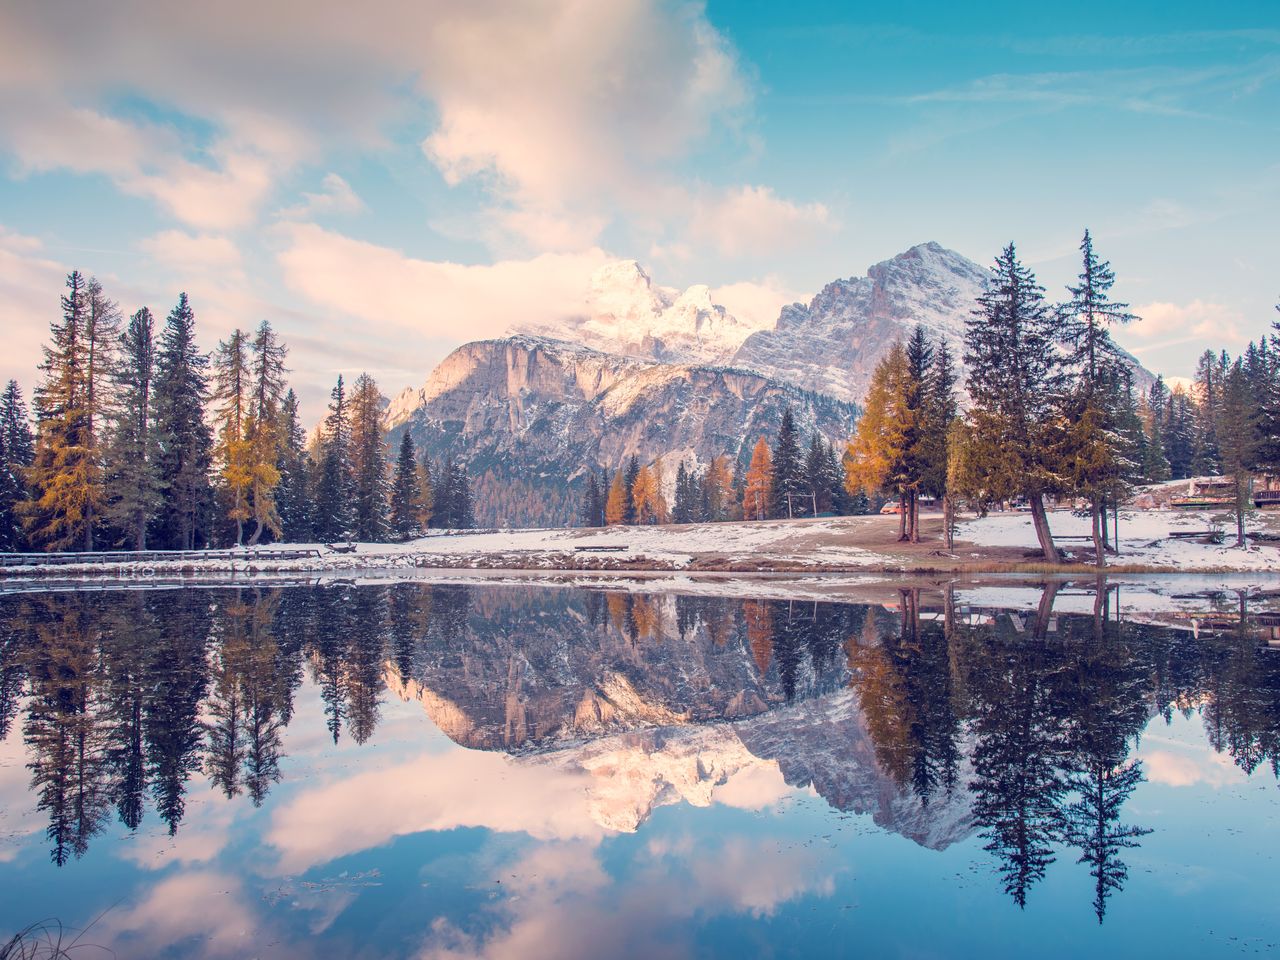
[151,294,213,550]
[414,453,434,531]
[672,461,693,524]
[1190,350,1226,475]
[605,469,628,525]
[623,455,640,524]
[349,373,388,542]
[25,271,102,550]
[964,243,1068,563]
[1164,386,1196,479]
[0,381,34,551]
[103,308,162,549]
[389,431,419,540]
[1219,361,1255,546]
[586,470,606,526]
[312,375,354,542]
[244,321,288,545]
[743,437,773,521]
[770,406,804,519]
[274,390,311,542]
[1142,377,1172,483]
[803,434,829,516]
[923,339,960,546]
[212,329,252,545]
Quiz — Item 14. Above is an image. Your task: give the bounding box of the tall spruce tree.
[623,455,640,524]
[389,431,419,540]
[1219,361,1255,546]
[414,453,434,531]
[1059,231,1136,566]
[0,381,33,551]
[212,329,252,545]
[964,243,1068,562]
[770,406,803,519]
[152,293,213,550]
[25,271,101,550]
[581,470,603,527]
[349,373,388,542]
[245,321,287,545]
[274,390,311,542]
[312,375,354,542]
[103,308,162,549]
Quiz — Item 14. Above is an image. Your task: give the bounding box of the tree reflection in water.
[1,579,1279,921]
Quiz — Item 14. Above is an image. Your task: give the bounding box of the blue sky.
[0,1,1276,417]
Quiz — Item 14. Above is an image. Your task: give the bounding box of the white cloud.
[277,173,365,220]
[709,275,805,331]
[0,2,754,248]
[141,230,244,273]
[276,223,610,344]
[690,185,833,258]
[0,227,67,398]
[1126,299,1248,351]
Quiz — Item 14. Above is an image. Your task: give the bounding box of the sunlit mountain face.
[1,578,1278,958]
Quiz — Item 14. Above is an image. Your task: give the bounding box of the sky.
[0,0,1277,418]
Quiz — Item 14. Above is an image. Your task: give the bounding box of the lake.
[1,576,1278,958]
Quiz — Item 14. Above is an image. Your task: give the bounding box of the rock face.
[387,335,857,527]
[733,242,988,404]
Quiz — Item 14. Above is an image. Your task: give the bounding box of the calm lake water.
[1,577,1278,958]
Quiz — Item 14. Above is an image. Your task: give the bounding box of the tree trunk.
[943,494,954,551]
[249,518,264,546]
[1091,497,1105,569]
[1033,579,1061,638]
[898,494,908,541]
[1028,493,1060,564]
[943,582,955,640]
[909,491,921,543]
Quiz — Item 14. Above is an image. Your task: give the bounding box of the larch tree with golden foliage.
[743,437,773,521]
[844,342,912,538]
[605,469,628,525]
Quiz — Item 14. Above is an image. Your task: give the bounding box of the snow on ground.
[956,507,1280,571]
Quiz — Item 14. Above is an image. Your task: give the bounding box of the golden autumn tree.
[844,342,912,539]
[632,458,669,524]
[742,437,773,521]
[703,454,734,522]
[605,469,628,525]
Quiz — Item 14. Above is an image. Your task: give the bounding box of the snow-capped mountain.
[517,259,773,365]
[733,242,988,404]
[387,335,856,527]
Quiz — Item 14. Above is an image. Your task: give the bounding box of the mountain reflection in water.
[1,578,1279,952]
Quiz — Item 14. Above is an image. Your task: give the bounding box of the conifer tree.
[1142,377,1172,482]
[770,406,803,519]
[212,329,252,545]
[390,431,419,540]
[0,380,33,551]
[631,463,666,524]
[1164,386,1196,479]
[803,434,828,516]
[349,373,388,541]
[414,453,434,532]
[152,293,213,550]
[623,455,640,524]
[964,244,1068,562]
[1219,361,1255,546]
[274,390,311,541]
[312,375,353,542]
[25,271,102,550]
[244,321,287,545]
[923,339,959,544]
[605,469,628,525]
[581,471,602,527]
[1191,350,1226,475]
[103,308,162,549]
[743,437,773,521]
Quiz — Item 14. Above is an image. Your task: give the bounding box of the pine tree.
[312,375,354,542]
[389,431,419,540]
[25,271,101,550]
[803,434,828,516]
[1191,350,1225,475]
[770,406,803,519]
[151,294,213,550]
[1219,361,1255,546]
[743,437,773,521]
[103,308,162,549]
[244,321,288,545]
[274,390,311,541]
[672,461,693,524]
[964,243,1069,563]
[605,469,628,525]
[581,471,599,527]
[923,339,959,546]
[212,329,252,545]
[1142,377,1172,482]
[623,455,640,524]
[414,452,434,531]
[844,343,911,536]
[1164,386,1195,479]
[349,373,388,542]
[0,380,33,551]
